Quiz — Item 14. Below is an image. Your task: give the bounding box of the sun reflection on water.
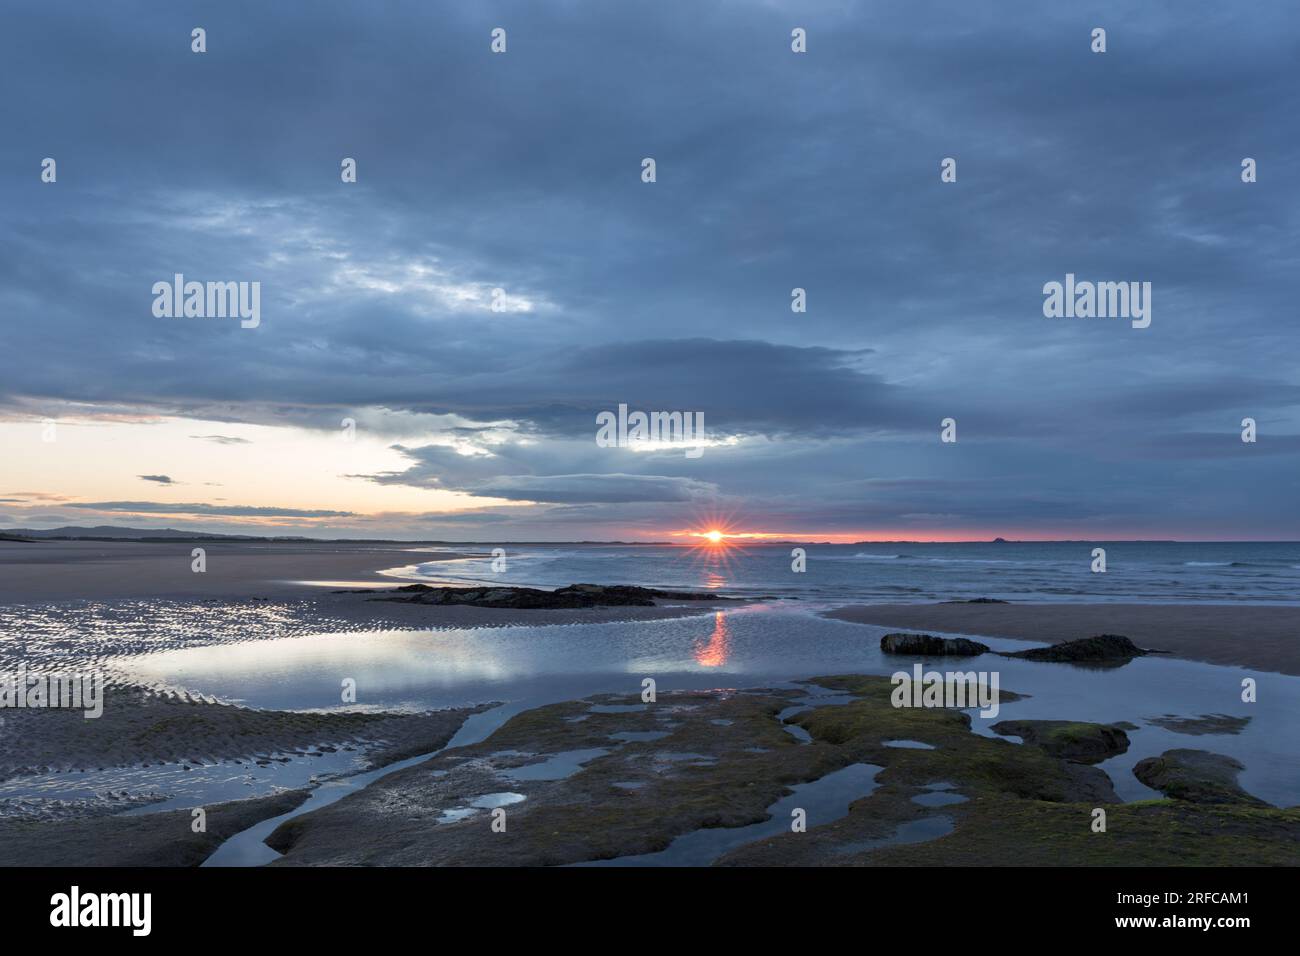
[692,612,730,667]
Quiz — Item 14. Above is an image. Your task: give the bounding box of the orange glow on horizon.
[657,528,1129,545]
[675,529,788,542]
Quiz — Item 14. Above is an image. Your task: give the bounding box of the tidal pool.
[577,762,884,867]
[51,602,1291,867]
[110,605,1299,808]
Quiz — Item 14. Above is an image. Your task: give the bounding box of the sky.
[1,1,1298,541]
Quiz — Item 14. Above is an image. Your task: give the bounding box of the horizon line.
[5,529,1300,546]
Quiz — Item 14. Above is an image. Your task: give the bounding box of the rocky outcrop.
[1133,749,1270,807]
[362,582,734,609]
[880,632,990,656]
[992,719,1131,764]
[998,633,1153,664]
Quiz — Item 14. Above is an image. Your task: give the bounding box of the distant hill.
[5,526,269,541]
[2,526,446,544]
[0,527,680,545]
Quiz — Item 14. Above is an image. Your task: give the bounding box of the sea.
[383,540,1300,605]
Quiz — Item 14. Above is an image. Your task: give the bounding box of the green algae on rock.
[991,719,1131,764]
[235,676,1298,868]
[1133,749,1271,807]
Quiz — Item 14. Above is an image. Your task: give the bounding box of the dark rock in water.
[880,632,990,656]
[361,582,735,609]
[1145,713,1252,736]
[997,633,1153,663]
[1133,749,1269,807]
[992,719,1130,764]
[940,597,1010,604]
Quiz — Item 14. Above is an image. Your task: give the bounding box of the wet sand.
[0,685,491,782]
[0,539,464,602]
[0,790,313,866]
[0,541,738,647]
[0,539,733,844]
[825,603,1300,677]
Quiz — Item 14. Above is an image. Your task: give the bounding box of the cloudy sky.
[2,1,1297,541]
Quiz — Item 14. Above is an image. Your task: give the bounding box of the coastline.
[2,540,1297,867]
[4,538,1297,673]
[0,541,744,844]
[0,539,463,602]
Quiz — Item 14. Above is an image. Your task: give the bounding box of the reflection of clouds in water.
[108,606,1299,808]
[126,628,517,697]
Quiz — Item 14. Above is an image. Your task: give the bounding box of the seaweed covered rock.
[880,633,990,656]
[998,634,1152,664]
[361,582,734,609]
[992,719,1130,764]
[1133,749,1269,807]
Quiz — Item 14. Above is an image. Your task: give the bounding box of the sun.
[705,529,724,544]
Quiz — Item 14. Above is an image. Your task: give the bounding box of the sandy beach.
[0,539,459,602]
[825,603,1300,677]
[0,539,744,842]
[0,540,731,631]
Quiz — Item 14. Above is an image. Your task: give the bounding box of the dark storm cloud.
[468,474,716,504]
[2,0,1298,534]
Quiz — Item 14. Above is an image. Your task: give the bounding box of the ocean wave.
[920,557,1023,565]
